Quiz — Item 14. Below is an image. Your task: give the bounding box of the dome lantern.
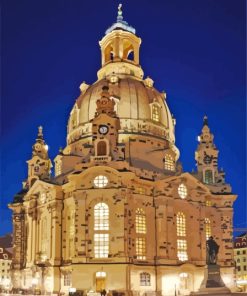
[98,4,143,80]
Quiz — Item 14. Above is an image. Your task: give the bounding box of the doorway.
[96,271,106,292]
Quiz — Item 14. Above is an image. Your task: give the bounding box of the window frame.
[140,272,151,286]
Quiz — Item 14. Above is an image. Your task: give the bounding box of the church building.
[9,5,237,296]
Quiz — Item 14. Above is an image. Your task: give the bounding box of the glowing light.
[164,154,175,171]
[44,144,49,151]
[94,175,108,188]
[96,271,106,278]
[136,208,146,234]
[32,278,38,285]
[237,280,247,284]
[94,233,109,258]
[178,183,187,199]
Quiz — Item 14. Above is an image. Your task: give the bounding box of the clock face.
[204,155,212,164]
[35,143,41,151]
[99,125,109,135]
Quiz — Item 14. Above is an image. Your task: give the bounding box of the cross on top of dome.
[105,3,136,35]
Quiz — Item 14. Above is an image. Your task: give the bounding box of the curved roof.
[74,76,175,143]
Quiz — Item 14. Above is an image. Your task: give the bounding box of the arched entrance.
[97,141,107,156]
[96,271,106,292]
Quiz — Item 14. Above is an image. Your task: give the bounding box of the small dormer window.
[152,104,160,122]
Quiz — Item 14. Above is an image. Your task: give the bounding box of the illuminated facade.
[234,233,247,292]
[9,6,237,296]
[0,247,12,292]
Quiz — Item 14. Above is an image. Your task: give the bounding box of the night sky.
[1,0,246,236]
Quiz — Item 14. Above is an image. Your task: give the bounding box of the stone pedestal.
[190,264,232,295]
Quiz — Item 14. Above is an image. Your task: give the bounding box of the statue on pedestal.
[206,236,219,265]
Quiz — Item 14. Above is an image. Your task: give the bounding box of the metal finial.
[203,115,208,126]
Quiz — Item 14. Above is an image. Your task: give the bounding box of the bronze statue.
[206,236,219,265]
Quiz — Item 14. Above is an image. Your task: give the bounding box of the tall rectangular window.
[136,237,146,260]
[136,208,146,234]
[64,273,71,286]
[152,105,160,122]
[177,239,188,261]
[94,203,109,230]
[94,234,109,258]
[176,212,188,261]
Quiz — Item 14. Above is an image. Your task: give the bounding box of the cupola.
[97,4,143,80]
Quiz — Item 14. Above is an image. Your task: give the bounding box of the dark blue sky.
[1,0,246,236]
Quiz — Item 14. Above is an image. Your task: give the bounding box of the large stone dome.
[66,9,179,161]
[72,76,175,143]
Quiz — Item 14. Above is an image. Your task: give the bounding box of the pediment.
[25,179,59,199]
[156,172,212,202]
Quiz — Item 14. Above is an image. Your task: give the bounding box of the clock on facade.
[98,125,109,135]
[204,155,212,164]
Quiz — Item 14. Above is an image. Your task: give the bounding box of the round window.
[178,183,187,199]
[94,175,108,188]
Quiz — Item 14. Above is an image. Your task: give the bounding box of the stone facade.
[9,6,237,296]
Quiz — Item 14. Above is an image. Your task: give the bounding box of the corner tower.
[194,116,231,193]
[26,126,52,188]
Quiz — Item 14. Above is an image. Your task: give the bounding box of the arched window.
[178,183,187,199]
[94,203,109,258]
[205,218,211,240]
[97,141,107,156]
[94,203,109,230]
[140,272,151,286]
[104,43,114,63]
[176,212,188,261]
[204,170,213,184]
[136,208,146,234]
[164,154,175,171]
[179,273,190,291]
[123,39,135,61]
[152,104,160,122]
